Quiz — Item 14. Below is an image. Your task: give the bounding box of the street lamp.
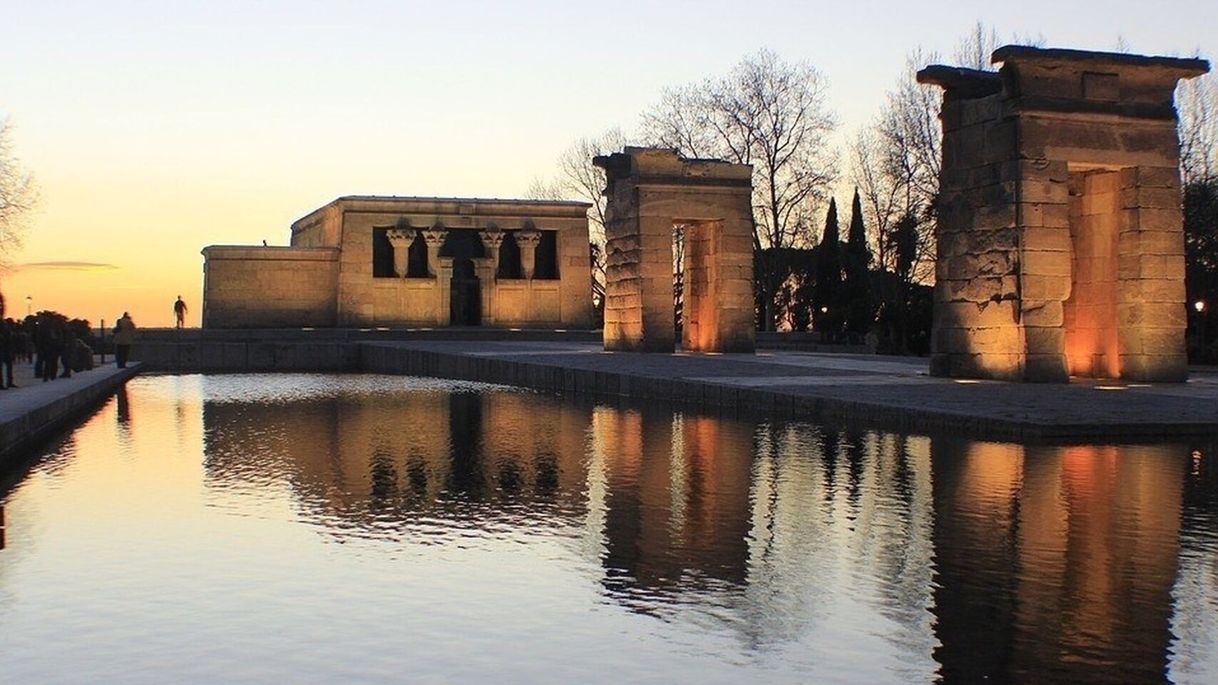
[25,295,31,317]
[1197,300,1208,313]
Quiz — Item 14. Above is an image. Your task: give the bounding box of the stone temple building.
[920,46,1209,382]
[202,196,594,329]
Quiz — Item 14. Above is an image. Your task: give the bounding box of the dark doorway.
[442,229,484,326]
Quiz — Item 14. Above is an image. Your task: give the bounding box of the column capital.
[480,229,506,250]
[421,228,448,248]
[514,229,542,248]
[385,228,417,248]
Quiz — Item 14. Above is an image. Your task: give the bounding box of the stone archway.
[920,47,1209,382]
[594,148,755,353]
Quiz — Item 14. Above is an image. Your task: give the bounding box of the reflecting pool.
[1,374,1216,684]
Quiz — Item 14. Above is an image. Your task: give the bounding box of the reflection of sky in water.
[0,374,1215,684]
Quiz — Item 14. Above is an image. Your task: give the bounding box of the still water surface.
[1,374,1217,684]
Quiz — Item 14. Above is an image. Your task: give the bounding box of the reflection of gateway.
[201,196,594,329]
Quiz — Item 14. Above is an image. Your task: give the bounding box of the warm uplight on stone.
[921,46,1209,382]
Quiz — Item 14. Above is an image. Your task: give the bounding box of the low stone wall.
[129,329,871,372]
[0,364,141,471]
[129,328,602,372]
[133,340,359,373]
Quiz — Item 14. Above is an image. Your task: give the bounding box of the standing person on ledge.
[0,295,9,389]
[36,313,61,382]
[114,312,135,369]
[173,295,187,329]
[0,319,15,389]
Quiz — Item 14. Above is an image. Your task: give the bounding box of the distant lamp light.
[25,295,32,316]
[820,306,829,313]
[1196,300,1207,313]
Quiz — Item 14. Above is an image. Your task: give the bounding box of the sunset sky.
[1,0,1214,327]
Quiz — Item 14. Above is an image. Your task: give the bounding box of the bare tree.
[641,49,838,329]
[0,118,37,262]
[526,128,628,307]
[642,49,837,251]
[850,129,902,273]
[855,24,1043,285]
[1180,72,1218,185]
[953,22,1001,71]
[869,48,943,285]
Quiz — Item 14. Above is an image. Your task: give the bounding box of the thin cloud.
[15,261,120,272]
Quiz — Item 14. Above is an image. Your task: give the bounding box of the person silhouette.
[114,312,136,368]
[174,296,188,329]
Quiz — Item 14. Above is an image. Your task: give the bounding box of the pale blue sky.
[0,0,1214,324]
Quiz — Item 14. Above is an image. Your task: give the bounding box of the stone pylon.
[920,46,1209,382]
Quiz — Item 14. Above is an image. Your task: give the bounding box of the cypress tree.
[813,198,842,340]
[843,188,874,341]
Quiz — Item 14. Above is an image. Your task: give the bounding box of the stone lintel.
[916,65,1002,98]
[991,45,1209,79]
[594,147,753,197]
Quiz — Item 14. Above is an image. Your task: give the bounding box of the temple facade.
[202,196,595,329]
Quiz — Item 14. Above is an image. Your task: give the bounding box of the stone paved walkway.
[0,359,140,467]
[369,341,1218,440]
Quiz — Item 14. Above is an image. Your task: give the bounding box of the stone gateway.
[595,147,755,353]
[202,196,594,329]
[920,46,1209,382]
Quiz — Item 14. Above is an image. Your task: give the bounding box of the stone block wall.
[202,246,340,328]
[491,281,563,327]
[931,91,1029,380]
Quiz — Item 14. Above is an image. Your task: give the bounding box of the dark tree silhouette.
[843,188,874,341]
[813,198,843,340]
[1185,179,1218,361]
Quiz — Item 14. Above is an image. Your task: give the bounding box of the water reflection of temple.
[202,387,591,528]
[199,381,1217,682]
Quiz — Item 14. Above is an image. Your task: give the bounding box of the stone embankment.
[0,362,141,471]
[130,328,865,372]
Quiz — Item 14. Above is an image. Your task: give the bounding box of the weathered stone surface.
[923,45,1205,382]
[1022,300,1064,327]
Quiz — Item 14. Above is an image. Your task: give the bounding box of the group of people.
[0,317,31,389]
[36,313,99,382]
[0,312,93,385]
[0,296,181,388]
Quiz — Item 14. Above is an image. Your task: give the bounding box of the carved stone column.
[479,229,506,274]
[477,229,506,325]
[421,228,447,278]
[435,256,454,325]
[515,229,542,279]
[385,228,416,277]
